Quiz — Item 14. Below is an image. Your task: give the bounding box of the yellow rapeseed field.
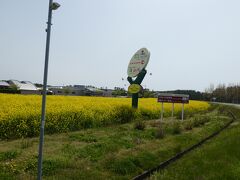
[0,94,209,139]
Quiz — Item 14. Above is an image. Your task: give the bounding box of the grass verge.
[0,105,233,179]
[151,105,240,180]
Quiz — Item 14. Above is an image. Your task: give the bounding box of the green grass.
[151,108,240,180]
[0,150,19,161]
[0,106,235,179]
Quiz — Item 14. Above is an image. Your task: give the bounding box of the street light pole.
[37,1,60,180]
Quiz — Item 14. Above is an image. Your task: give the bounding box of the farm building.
[49,85,109,96]
[8,80,40,94]
[0,81,10,89]
[101,88,113,97]
[48,85,87,96]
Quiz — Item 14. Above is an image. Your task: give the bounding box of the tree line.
[204,83,240,103]
[161,84,240,103]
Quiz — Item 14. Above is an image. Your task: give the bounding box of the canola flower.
[0,94,209,139]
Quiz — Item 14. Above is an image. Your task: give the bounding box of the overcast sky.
[1,0,240,91]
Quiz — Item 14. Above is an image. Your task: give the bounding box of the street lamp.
[37,1,60,180]
[51,2,60,10]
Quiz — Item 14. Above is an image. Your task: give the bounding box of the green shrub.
[183,120,194,130]
[155,126,165,139]
[139,108,159,120]
[169,121,181,134]
[149,120,162,128]
[114,105,136,124]
[193,115,210,127]
[0,89,20,94]
[79,118,94,129]
[0,150,19,161]
[134,120,146,131]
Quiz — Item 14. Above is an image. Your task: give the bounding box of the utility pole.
[37,1,60,180]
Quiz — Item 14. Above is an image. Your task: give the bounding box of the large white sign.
[127,48,150,78]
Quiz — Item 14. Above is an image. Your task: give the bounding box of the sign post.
[182,103,184,120]
[161,102,164,120]
[127,48,150,108]
[157,94,189,120]
[172,103,174,119]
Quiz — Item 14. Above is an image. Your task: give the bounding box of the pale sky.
[1,0,240,91]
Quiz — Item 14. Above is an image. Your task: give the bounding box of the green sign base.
[127,69,147,108]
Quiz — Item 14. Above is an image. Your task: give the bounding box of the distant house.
[101,89,113,97]
[8,80,40,95]
[0,81,10,89]
[85,86,103,96]
[49,85,107,96]
[47,86,64,95]
[72,85,89,95]
[49,85,89,96]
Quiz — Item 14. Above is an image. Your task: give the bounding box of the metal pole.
[132,93,138,108]
[38,0,53,179]
[161,102,164,120]
[181,103,184,120]
[172,103,174,119]
[236,84,238,104]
